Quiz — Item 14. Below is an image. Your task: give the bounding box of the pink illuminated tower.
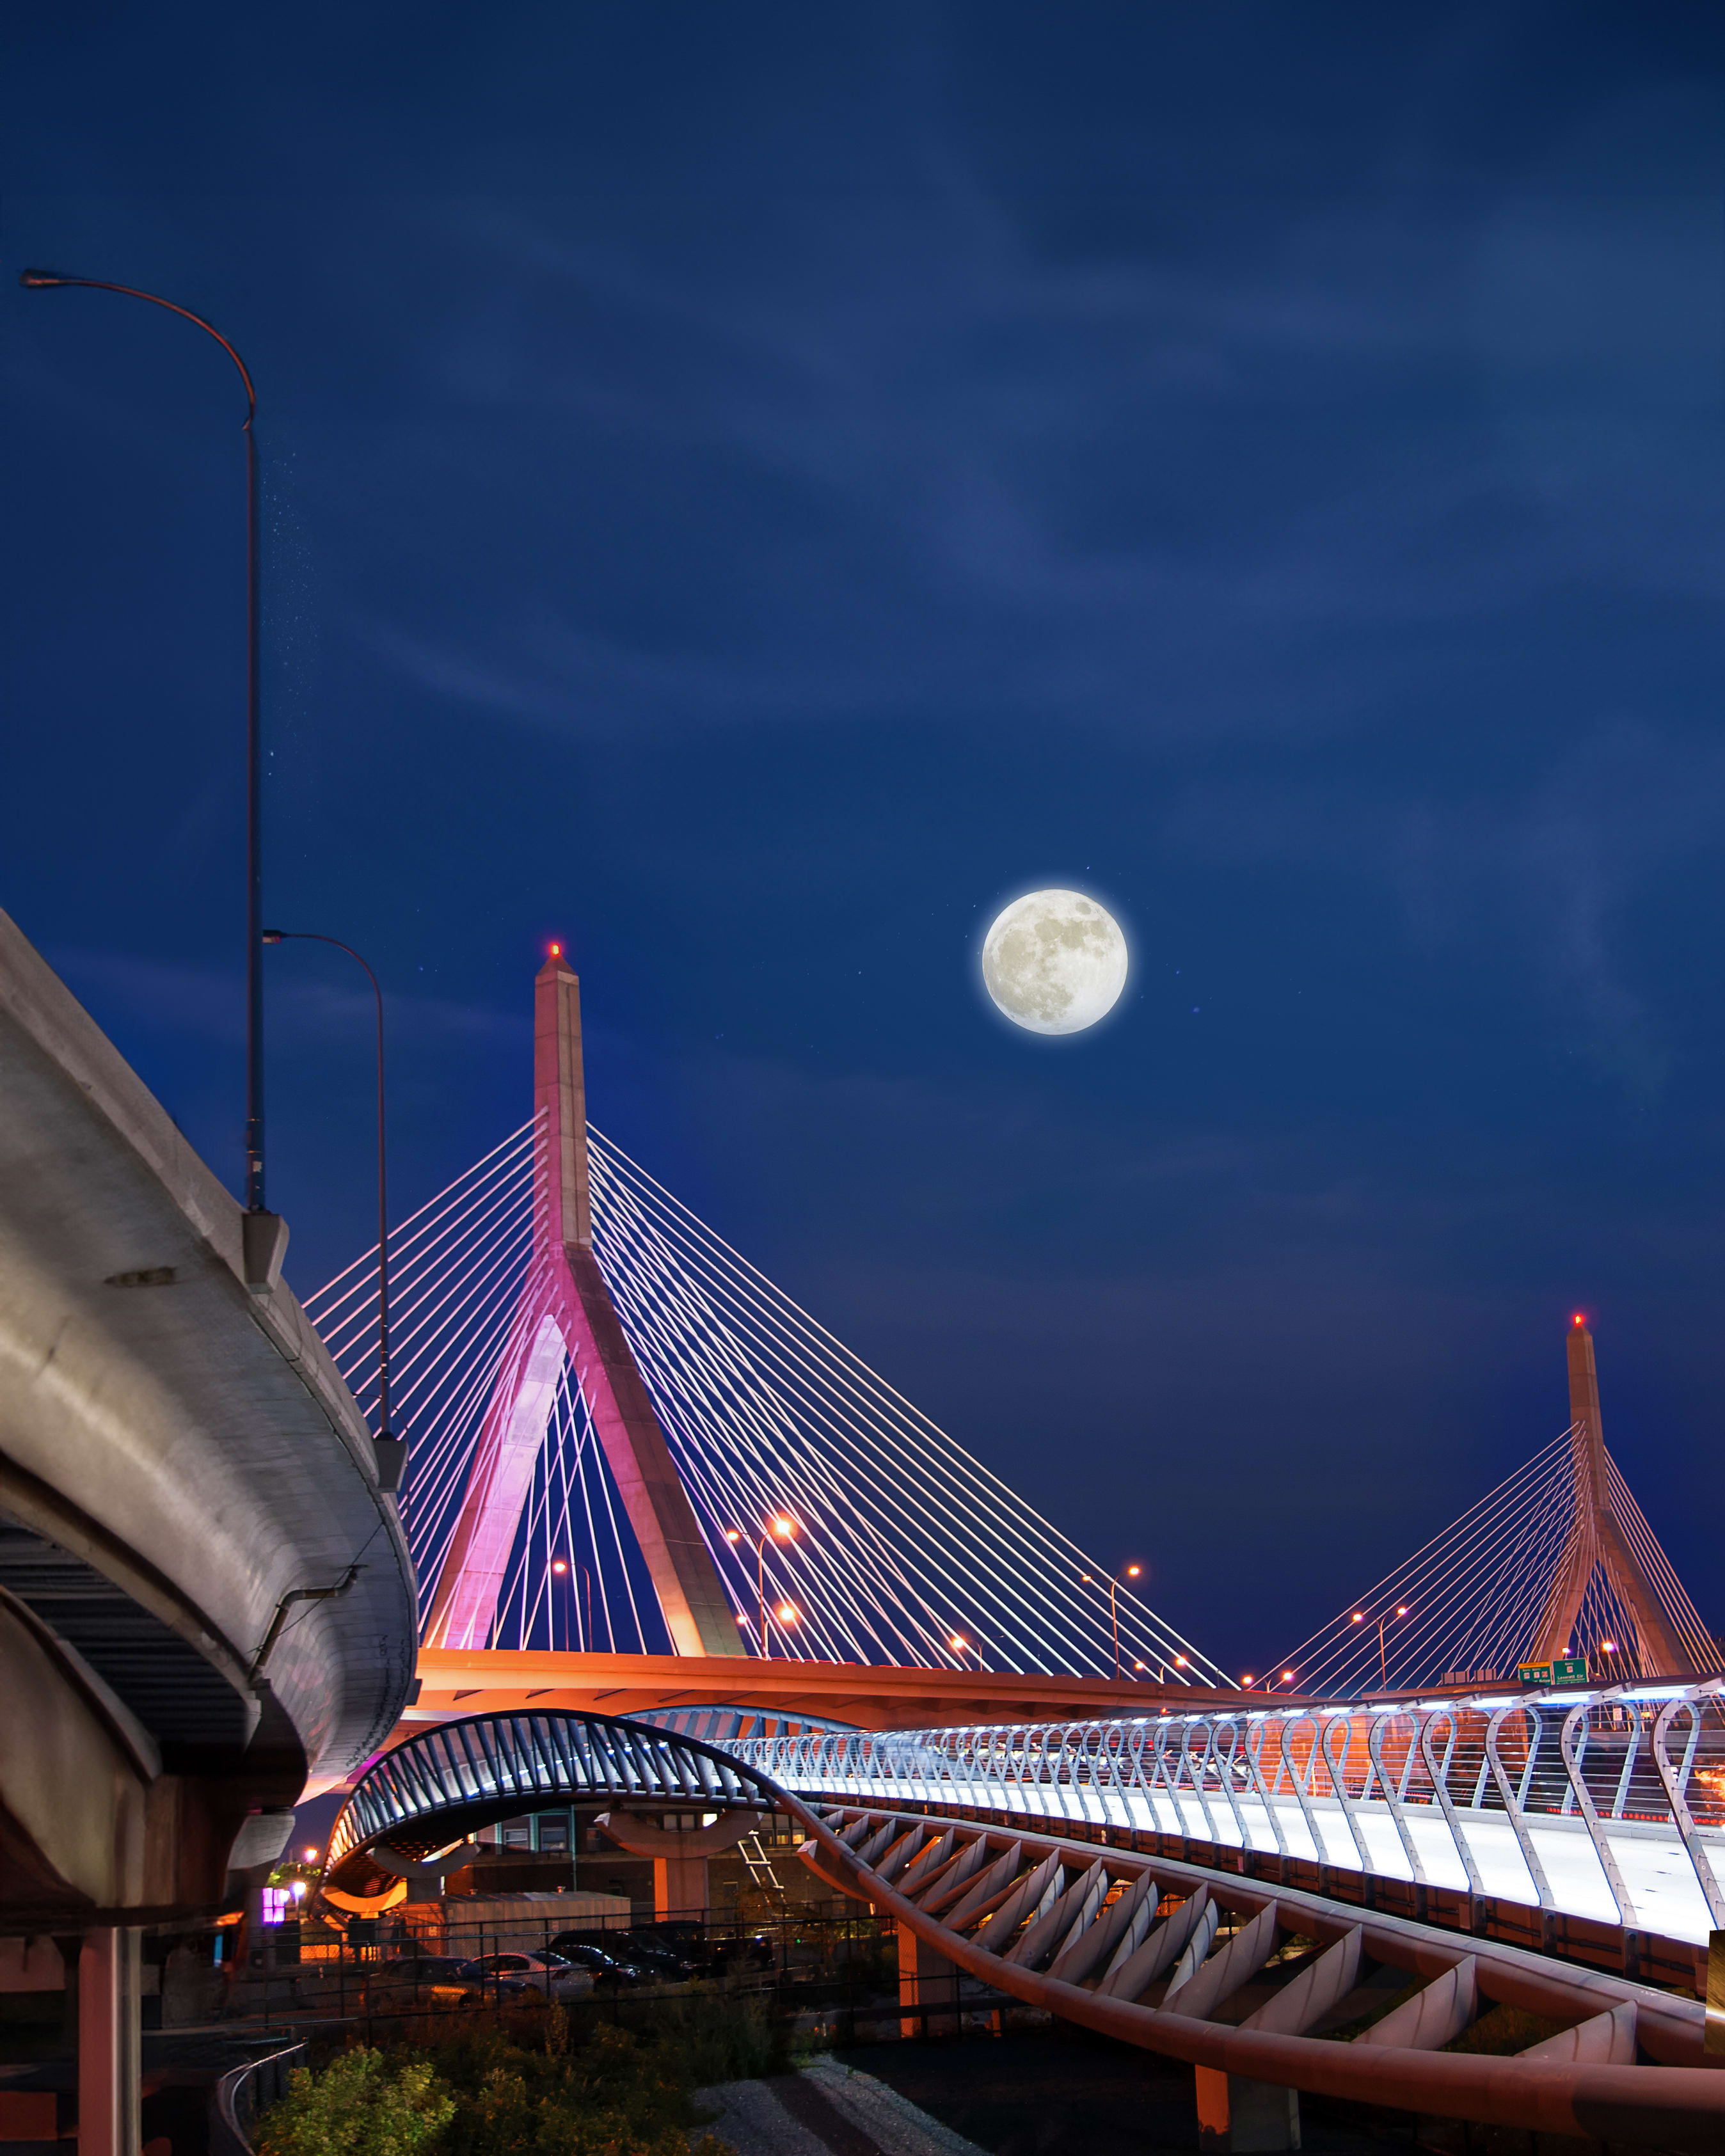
[422,953,745,1656]
[1530,1316,1689,1676]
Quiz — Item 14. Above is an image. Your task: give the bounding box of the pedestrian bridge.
[725,1682,1725,1956]
[320,1708,1725,2149]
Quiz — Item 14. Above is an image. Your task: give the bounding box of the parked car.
[383,1954,472,1982]
[549,1926,700,1982]
[700,1931,775,1976]
[543,1938,655,1987]
[614,1937,699,1982]
[372,1956,534,2004]
[466,1951,594,2000]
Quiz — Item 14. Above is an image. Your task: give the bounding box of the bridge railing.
[209,2041,307,2156]
[722,1682,1725,1942]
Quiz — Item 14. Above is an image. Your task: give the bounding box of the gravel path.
[693,2055,991,2155]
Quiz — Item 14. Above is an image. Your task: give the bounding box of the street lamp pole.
[729,1516,798,1656]
[1353,1604,1410,1691]
[262,931,397,1479]
[1081,1563,1142,1679]
[22,270,269,1223]
[551,1558,595,1651]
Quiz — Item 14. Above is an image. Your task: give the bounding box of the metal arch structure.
[323,1709,779,1901]
[727,1677,1725,1961]
[796,1801,1725,2150]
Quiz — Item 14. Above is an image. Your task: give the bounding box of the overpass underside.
[0,912,415,2155]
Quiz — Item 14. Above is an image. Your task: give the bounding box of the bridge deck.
[772,1770,1719,1946]
[409,1645,1267,1731]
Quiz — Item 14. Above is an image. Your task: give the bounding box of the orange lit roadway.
[406,1646,1275,1735]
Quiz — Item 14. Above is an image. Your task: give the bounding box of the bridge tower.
[1530,1317,1689,1677]
[423,954,745,1656]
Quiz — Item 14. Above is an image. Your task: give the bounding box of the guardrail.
[724,1682,1725,1951]
[209,2041,306,2156]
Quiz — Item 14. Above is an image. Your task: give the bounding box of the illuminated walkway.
[727,1684,1725,1949]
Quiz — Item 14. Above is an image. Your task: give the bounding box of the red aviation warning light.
[548,941,562,958]
[1573,1312,1586,1327]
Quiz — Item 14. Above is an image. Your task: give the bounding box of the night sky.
[6,8,1723,1683]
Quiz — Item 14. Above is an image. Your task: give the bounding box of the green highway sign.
[1514,1658,1588,1686]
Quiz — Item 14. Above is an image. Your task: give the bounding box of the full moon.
[981,890,1129,1035]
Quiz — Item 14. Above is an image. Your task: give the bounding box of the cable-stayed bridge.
[306,952,1717,1721]
[305,953,1725,2146]
[1272,1320,1717,1697]
[305,952,1230,1715]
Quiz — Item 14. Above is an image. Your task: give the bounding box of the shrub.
[257,2049,454,2156]
[260,2004,761,2156]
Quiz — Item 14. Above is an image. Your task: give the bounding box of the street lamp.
[546,1558,595,1649]
[1351,1605,1410,1690]
[729,1516,799,1656]
[22,269,273,1246]
[950,1632,987,1670]
[574,1562,594,1650]
[262,930,399,1487]
[1081,1562,1143,1680]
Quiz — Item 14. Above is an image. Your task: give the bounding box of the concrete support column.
[242,1882,270,1970]
[655,1853,710,1924]
[1195,2066,1300,2152]
[78,1929,141,2156]
[592,1809,751,1924]
[898,1924,960,2040]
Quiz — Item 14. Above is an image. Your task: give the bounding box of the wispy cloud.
[353,120,1724,755]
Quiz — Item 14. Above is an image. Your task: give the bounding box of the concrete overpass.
[0,910,416,2152]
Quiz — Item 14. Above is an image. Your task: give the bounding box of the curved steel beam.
[796,1799,1724,2148]
[325,1709,775,1894]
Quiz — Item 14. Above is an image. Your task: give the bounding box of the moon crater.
[981,890,1129,1035]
